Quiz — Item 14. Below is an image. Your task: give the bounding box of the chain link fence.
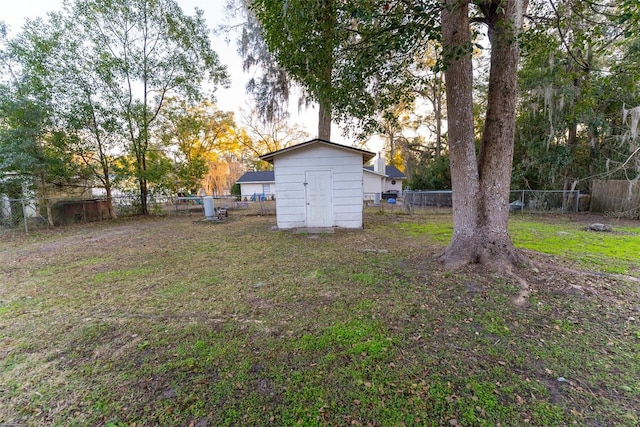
[2,188,593,234]
[395,190,583,213]
[0,193,277,234]
[507,190,583,213]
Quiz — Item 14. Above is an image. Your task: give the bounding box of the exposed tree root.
[440,233,528,270]
[439,234,532,306]
[506,267,531,306]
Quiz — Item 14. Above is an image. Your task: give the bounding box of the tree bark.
[476,0,528,265]
[318,101,331,141]
[441,0,528,268]
[317,0,334,142]
[102,160,117,219]
[434,73,443,159]
[440,0,480,268]
[40,171,54,227]
[140,154,149,216]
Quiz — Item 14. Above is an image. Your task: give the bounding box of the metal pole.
[21,199,28,234]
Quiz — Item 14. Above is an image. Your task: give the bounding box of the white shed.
[259,139,375,229]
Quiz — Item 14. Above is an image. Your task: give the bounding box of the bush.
[230,183,241,197]
[407,155,451,190]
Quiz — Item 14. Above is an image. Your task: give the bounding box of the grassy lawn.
[0,209,639,426]
[400,211,640,275]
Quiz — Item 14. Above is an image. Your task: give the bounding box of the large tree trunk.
[475,0,528,266]
[318,102,331,141]
[441,0,528,269]
[440,0,480,267]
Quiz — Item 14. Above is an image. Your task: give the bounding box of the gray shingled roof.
[236,171,275,183]
[363,165,407,179]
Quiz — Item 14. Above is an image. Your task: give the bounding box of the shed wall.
[274,144,364,229]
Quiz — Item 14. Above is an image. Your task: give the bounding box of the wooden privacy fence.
[591,180,640,218]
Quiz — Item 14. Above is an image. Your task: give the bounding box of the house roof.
[236,170,274,183]
[363,165,407,179]
[259,138,376,164]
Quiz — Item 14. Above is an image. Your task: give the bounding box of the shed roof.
[236,171,275,183]
[259,138,375,164]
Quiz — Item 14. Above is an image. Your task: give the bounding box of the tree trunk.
[318,101,331,141]
[39,171,55,228]
[440,0,480,268]
[440,0,528,269]
[104,176,117,219]
[434,73,443,159]
[317,0,334,142]
[140,153,149,216]
[475,0,528,266]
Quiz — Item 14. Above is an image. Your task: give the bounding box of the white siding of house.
[273,144,364,229]
[363,170,385,200]
[384,179,403,193]
[240,182,275,199]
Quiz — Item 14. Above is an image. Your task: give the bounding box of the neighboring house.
[259,138,375,229]
[235,171,275,200]
[363,156,407,200]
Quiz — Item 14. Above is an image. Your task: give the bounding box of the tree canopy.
[248,0,441,139]
[514,0,640,192]
[0,0,231,216]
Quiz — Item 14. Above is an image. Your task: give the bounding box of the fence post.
[21,199,28,234]
[575,191,580,213]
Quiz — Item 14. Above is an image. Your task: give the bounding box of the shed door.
[305,170,332,227]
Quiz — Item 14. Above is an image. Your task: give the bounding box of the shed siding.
[333,188,363,200]
[273,144,365,229]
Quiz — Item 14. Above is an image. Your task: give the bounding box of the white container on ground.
[203,196,215,219]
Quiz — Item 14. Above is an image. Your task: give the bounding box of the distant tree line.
[0,0,311,219]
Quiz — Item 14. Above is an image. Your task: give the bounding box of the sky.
[2,0,377,150]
